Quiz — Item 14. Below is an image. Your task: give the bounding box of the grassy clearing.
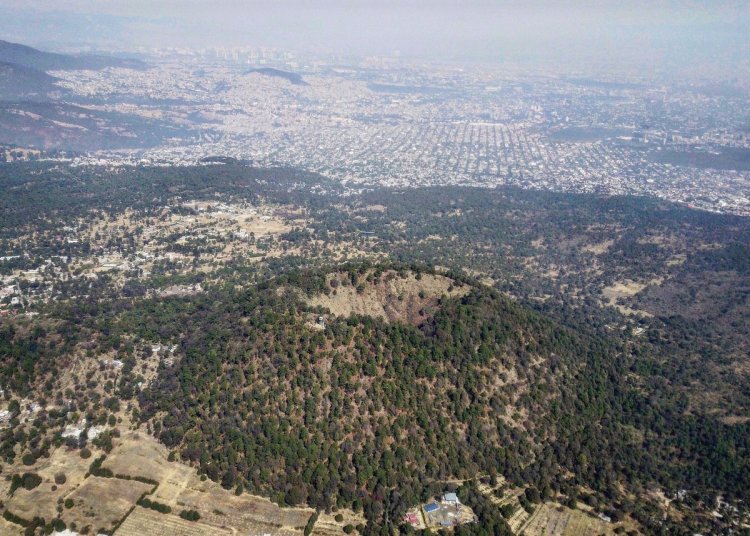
[116,506,232,536]
[521,502,636,536]
[601,279,660,316]
[306,269,470,325]
[66,476,154,534]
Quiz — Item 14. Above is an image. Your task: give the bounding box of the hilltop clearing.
[305,268,470,325]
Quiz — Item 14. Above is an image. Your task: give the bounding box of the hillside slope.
[0,39,146,71]
[0,61,63,101]
[136,272,587,523]
[0,101,186,150]
[127,266,750,531]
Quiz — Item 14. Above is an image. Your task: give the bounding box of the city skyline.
[1,1,748,73]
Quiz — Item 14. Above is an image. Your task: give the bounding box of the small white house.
[443,492,459,504]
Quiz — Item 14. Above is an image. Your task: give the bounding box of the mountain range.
[0,39,192,152]
[0,39,146,71]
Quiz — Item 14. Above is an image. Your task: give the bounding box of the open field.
[2,444,93,522]
[508,507,534,534]
[582,239,615,254]
[0,420,362,536]
[520,502,637,536]
[477,482,534,533]
[601,279,660,316]
[312,509,362,536]
[116,506,232,536]
[602,280,648,300]
[306,269,470,325]
[0,517,23,535]
[102,430,183,484]
[105,430,317,535]
[66,476,154,534]
[169,486,311,536]
[479,481,639,536]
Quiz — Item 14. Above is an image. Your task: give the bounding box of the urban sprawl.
[45,47,750,216]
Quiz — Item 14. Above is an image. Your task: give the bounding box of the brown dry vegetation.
[0,517,23,535]
[117,506,232,536]
[0,422,363,536]
[521,502,637,536]
[102,430,341,535]
[310,508,363,536]
[2,445,92,521]
[66,476,154,533]
[601,279,660,317]
[306,269,470,325]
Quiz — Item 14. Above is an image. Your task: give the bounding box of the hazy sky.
[2,1,749,71]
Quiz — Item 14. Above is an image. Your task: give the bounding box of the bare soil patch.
[521,501,635,536]
[116,506,231,536]
[601,279,659,316]
[66,476,154,533]
[307,270,470,325]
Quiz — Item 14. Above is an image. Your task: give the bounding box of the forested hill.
[128,265,749,532]
[245,67,307,85]
[0,39,146,71]
[0,61,63,101]
[134,268,609,526]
